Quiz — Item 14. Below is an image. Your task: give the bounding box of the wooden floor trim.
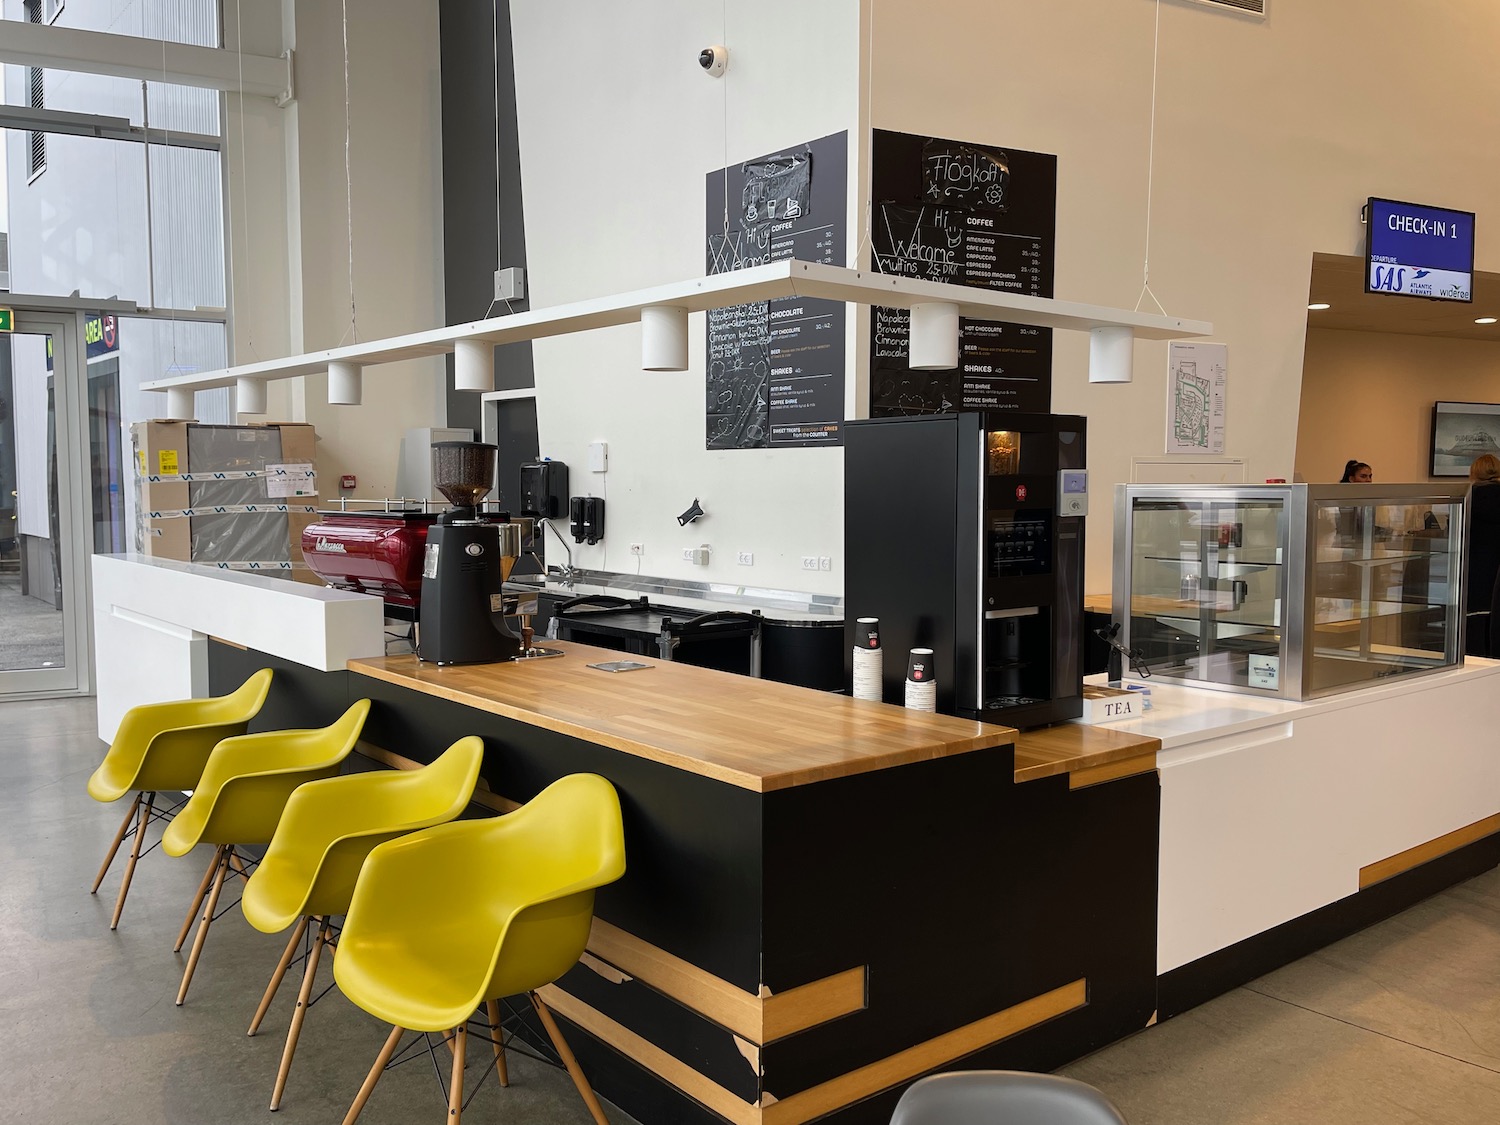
[539,977,1087,1125]
[536,984,760,1125]
[1068,752,1157,790]
[761,978,1087,1125]
[1359,812,1500,889]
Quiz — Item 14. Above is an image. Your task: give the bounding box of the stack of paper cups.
[852,618,883,702]
[904,648,937,712]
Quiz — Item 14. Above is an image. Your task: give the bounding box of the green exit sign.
[0,309,12,333]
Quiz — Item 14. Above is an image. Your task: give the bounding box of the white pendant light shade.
[641,305,689,372]
[454,338,495,393]
[909,302,960,370]
[1089,326,1134,384]
[328,361,363,405]
[236,376,268,415]
[166,386,195,420]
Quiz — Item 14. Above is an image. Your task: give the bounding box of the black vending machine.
[844,412,1088,728]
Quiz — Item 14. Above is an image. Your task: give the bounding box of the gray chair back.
[890,1071,1129,1125]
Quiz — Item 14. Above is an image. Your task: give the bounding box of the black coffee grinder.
[418,441,561,666]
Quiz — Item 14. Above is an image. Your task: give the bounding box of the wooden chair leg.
[341,1024,404,1125]
[248,913,312,1036]
[175,845,225,953]
[227,850,251,878]
[110,792,155,930]
[92,794,142,893]
[485,998,509,1087]
[531,993,610,1125]
[269,917,330,1111]
[448,1025,467,1125]
[176,846,229,1006]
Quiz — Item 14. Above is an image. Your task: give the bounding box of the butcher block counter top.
[349,644,1011,792]
[349,644,1161,793]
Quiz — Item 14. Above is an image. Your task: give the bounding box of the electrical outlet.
[818,556,832,571]
[737,551,754,566]
[801,556,818,571]
[629,543,644,556]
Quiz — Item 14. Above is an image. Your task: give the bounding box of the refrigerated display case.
[1112,484,1468,699]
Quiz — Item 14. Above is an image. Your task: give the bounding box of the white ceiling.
[1306,253,1500,342]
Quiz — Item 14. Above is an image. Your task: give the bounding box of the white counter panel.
[91,554,384,742]
[1085,663,1500,974]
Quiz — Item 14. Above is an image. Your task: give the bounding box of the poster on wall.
[1165,341,1228,455]
[704,131,847,450]
[868,131,1057,417]
[1430,401,1500,477]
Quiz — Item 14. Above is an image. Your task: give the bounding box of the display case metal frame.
[1112,483,1469,700]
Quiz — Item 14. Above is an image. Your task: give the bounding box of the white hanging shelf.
[141,259,1212,394]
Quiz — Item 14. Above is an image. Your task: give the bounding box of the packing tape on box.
[143,469,318,483]
[145,504,321,519]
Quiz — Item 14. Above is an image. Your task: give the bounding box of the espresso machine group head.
[418,441,561,665]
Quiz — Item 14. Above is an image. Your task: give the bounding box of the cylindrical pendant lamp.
[1089,326,1134,384]
[641,305,689,372]
[328,361,363,405]
[236,376,267,415]
[454,339,495,393]
[909,302,960,370]
[166,386,195,420]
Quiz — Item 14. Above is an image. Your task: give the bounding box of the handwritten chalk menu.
[705,131,847,449]
[869,131,1056,416]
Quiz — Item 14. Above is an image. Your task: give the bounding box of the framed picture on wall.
[1430,401,1500,477]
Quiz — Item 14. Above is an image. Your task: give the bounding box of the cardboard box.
[130,421,320,579]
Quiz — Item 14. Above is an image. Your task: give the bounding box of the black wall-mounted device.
[569,496,606,545]
[519,460,569,520]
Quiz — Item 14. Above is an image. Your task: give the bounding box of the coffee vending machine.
[844,412,1088,728]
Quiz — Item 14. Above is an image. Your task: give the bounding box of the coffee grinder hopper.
[431,441,497,511]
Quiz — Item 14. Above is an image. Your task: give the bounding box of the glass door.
[0,313,91,696]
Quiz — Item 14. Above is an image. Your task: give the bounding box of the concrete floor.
[0,578,66,671]
[6,695,1500,1125]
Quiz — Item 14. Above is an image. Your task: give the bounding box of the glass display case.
[1112,484,1469,699]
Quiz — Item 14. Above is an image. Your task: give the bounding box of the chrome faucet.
[542,517,576,588]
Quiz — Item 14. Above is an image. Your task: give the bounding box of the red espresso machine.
[301,509,436,619]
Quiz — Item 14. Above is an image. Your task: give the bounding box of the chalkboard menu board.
[705,132,847,449]
[869,131,1057,417]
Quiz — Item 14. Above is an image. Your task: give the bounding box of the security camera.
[698,45,728,78]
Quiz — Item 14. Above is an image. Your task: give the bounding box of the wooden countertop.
[349,643,1012,793]
[1012,724,1161,785]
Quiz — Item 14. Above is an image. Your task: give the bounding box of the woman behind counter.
[1465,454,1500,656]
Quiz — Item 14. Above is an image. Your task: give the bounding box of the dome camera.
[699,45,728,77]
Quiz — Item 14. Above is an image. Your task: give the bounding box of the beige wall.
[1296,328,1500,484]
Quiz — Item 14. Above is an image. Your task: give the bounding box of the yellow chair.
[162,697,371,1007]
[86,669,274,930]
[334,773,626,1125]
[240,736,485,1111]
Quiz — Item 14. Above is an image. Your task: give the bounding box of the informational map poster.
[704,132,847,450]
[1166,341,1228,455]
[868,130,1057,417]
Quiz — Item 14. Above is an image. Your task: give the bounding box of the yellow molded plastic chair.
[239,736,485,1111]
[334,773,626,1125]
[161,697,371,1006]
[86,669,274,930]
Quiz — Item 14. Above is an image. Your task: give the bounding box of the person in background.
[1465,453,1500,655]
[1340,460,1373,483]
[1334,460,1373,544]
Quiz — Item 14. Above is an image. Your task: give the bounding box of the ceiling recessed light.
[1475,317,1497,325]
[1308,303,1331,311]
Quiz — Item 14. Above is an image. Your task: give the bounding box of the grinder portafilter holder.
[431,441,498,513]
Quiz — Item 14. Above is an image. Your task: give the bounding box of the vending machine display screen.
[989,510,1052,576]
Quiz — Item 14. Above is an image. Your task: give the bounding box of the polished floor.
[0,578,66,671]
[6,696,1500,1125]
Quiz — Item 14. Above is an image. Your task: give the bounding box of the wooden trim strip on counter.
[1068,752,1158,790]
[587,917,867,1046]
[1359,812,1500,889]
[538,977,1088,1125]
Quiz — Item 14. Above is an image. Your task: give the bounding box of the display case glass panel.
[1113,484,1467,699]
